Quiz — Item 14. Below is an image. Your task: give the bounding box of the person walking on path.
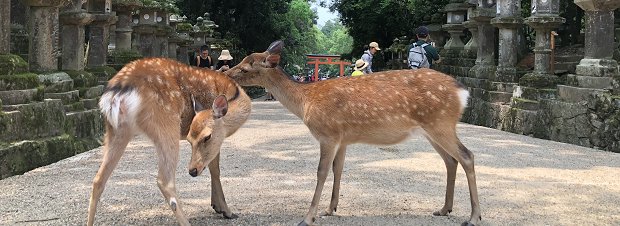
[360,41,380,74]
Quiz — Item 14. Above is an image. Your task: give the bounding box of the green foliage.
[176,22,192,32]
[272,0,319,76]
[319,20,353,56]
[141,0,180,13]
[176,0,291,54]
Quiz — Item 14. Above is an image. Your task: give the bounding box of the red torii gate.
[306,54,350,81]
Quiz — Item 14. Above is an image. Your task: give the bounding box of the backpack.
[408,43,430,69]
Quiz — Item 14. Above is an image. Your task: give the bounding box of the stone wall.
[0,55,105,179]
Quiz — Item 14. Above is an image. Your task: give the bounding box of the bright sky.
[312,1,339,27]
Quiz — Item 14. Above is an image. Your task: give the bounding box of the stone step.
[81,85,104,99]
[555,55,583,62]
[566,74,613,89]
[64,101,85,112]
[44,90,80,104]
[511,98,539,110]
[0,88,38,105]
[553,62,578,74]
[81,98,99,110]
[557,85,609,103]
[519,87,558,100]
[457,77,490,90]
[488,91,512,103]
[38,72,75,93]
[491,82,518,93]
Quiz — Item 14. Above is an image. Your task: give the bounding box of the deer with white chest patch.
[88,58,251,226]
[226,41,481,226]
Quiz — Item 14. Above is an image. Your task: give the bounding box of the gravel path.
[1,102,619,226]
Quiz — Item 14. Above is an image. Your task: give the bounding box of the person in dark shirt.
[410,26,441,67]
[196,45,213,69]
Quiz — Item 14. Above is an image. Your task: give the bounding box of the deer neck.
[261,67,306,118]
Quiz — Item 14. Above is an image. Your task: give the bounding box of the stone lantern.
[86,0,118,68]
[442,1,471,56]
[60,0,95,71]
[491,0,524,83]
[531,0,560,15]
[467,0,497,80]
[168,14,185,60]
[521,0,565,94]
[132,6,159,57]
[112,0,142,51]
[554,0,620,103]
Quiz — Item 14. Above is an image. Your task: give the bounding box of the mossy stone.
[64,70,98,88]
[0,54,28,75]
[0,73,41,91]
[519,73,561,88]
[87,66,117,82]
[107,50,142,71]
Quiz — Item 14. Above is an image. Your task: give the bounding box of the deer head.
[187,95,229,177]
[225,40,284,86]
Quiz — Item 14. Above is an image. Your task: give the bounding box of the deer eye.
[201,134,212,143]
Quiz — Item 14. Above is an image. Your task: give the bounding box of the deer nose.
[189,168,198,177]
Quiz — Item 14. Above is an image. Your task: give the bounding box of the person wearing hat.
[360,41,380,74]
[351,59,368,77]
[410,26,440,68]
[216,49,234,72]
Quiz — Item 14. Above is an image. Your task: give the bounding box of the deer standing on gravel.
[226,41,481,226]
[87,58,251,226]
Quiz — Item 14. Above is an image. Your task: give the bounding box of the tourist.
[360,41,380,74]
[351,59,368,76]
[195,45,214,69]
[216,49,234,72]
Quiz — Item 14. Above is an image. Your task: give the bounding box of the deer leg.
[141,119,190,226]
[321,144,347,217]
[456,140,481,226]
[299,142,339,226]
[426,128,481,226]
[87,125,132,226]
[208,153,237,219]
[426,138,458,216]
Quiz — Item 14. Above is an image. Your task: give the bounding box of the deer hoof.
[211,204,224,214]
[297,221,310,226]
[223,212,238,219]
[319,209,335,217]
[432,209,452,216]
[461,221,476,226]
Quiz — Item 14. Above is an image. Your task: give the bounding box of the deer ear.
[192,95,206,113]
[212,95,228,119]
[267,40,284,54]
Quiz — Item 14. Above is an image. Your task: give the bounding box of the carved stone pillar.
[21,0,65,72]
[574,0,620,77]
[0,0,10,54]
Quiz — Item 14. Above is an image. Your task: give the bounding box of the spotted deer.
[88,58,251,226]
[226,41,480,226]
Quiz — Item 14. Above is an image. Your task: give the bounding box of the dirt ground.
[1,102,619,226]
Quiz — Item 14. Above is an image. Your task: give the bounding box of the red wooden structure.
[306,54,350,81]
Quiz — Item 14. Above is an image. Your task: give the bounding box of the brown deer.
[88,58,251,226]
[225,41,480,226]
